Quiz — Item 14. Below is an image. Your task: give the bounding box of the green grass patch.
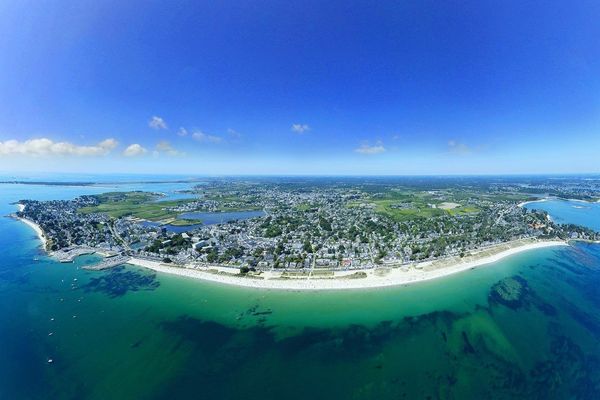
[373,199,446,221]
[168,218,203,226]
[294,202,313,211]
[446,206,480,215]
[78,191,195,221]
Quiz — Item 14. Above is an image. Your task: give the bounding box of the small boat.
[48,332,54,336]
[47,358,53,364]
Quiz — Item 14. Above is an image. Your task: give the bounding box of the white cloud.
[155,140,183,156]
[98,138,118,149]
[192,130,222,144]
[177,127,188,137]
[0,138,117,156]
[123,144,147,157]
[291,123,310,134]
[447,140,471,155]
[227,128,241,139]
[149,116,168,130]
[355,141,386,155]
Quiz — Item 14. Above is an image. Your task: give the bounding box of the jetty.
[82,255,131,271]
[52,247,98,263]
[52,246,119,263]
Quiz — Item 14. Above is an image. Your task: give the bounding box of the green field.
[78,191,193,221]
[361,189,482,221]
[294,202,314,211]
[80,191,263,224]
[446,205,480,215]
[167,218,203,226]
[373,199,447,220]
[375,201,480,220]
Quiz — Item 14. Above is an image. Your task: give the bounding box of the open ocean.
[2,180,600,399]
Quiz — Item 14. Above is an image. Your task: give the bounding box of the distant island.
[12,176,599,290]
[0,178,204,186]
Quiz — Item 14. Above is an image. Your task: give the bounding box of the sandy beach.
[15,203,48,249]
[11,203,567,290]
[519,197,600,207]
[518,199,547,207]
[127,239,567,291]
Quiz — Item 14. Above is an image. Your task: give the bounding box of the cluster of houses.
[18,181,599,271]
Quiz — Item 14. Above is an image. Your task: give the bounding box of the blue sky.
[1,0,599,175]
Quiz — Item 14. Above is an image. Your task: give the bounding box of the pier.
[52,247,98,263]
[82,255,131,270]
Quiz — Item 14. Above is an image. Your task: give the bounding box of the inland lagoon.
[2,182,600,399]
[138,210,265,233]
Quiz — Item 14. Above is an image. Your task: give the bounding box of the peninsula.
[12,176,599,290]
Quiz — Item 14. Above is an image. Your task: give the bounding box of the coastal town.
[11,177,600,288]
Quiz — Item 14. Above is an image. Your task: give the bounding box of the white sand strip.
[127,240,567,291]
[518,199,547,207]
[15,203,47,249]
[17,217,48,249]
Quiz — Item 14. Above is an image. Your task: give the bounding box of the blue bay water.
[525,199,600,231]
[2,181,600,398]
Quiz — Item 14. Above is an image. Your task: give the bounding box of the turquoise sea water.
[2,182,600,399]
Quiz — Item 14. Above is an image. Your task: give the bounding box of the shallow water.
[2,183,600,399]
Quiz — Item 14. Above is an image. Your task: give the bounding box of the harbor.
[81,255,131,271]
[52,247,99,263]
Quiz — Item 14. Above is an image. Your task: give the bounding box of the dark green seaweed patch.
[232,304,275,328]
[550,244,600,277]
[159,315,237,353]
[489,275,557,315]
[563,256,600,309]
[535,301,558,316]
[83,266,160,298]
[559,296,600,338]
[550,257,587,276]
[552,246,600,312]
[155,310,551,399]
[530,334,600,399]
[461,331,476,354]
[154,277,600,400]
[489,275,531,309]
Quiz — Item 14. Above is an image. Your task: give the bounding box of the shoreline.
[10,206,569,290]
[519,197,600,207]
[518,198,547,207]
[14,203,48,250]
[127,239,568,291]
